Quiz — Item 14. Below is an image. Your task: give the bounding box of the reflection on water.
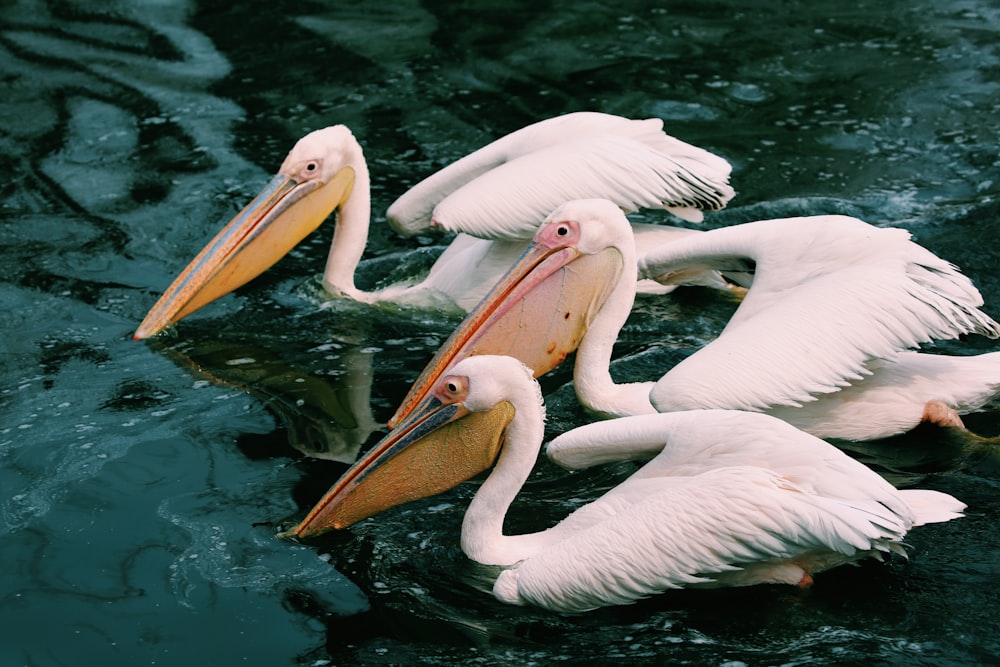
[155,336,383,464]
[2,0,1000,664]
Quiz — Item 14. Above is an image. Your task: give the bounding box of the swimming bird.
[283,354,965,612]
[389,199,1000,441]
[133,113,735,339]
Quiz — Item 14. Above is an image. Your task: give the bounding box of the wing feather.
[429,135,733,240]
[495,466,913,612]
[637,217,1000,412]
[387,112,733,237]
[547,411,914,519]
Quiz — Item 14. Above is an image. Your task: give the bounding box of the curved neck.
[573,250,657,418]
[460,393,550,566]
[322,143,372,300]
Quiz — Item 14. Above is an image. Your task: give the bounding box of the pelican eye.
[556,224,570,236]
[438,375,465,401]
[436,375,469,405]
[294,159,324,182]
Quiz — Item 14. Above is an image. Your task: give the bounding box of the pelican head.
[279,356,530,538]
[134,126,363,340]
[388,198,635,428]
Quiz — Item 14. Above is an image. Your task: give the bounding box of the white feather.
[387,111,733,237]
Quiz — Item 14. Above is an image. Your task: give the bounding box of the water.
[2,1,1000,664]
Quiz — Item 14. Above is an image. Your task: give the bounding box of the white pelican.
[281,355,965,612]
[389,199,1000,441]
[133,113,735,339]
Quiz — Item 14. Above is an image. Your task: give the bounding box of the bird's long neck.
[572,249,658,418]
[322,143,372,300]
[461,394,549,567]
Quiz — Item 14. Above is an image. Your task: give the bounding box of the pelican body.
[134,113,735,339]
[283,355,964,612]
[389,199,1000,441]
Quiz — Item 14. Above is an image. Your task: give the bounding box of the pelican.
[133,112,735,339]
[389,199,1000,441]
[282,355,965,612]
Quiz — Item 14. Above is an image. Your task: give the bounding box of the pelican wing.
[494,466,911,612]
[387,113,668,233]
[387,112,733,237]
[425,135,733,240]
[547,411,914,519]
[639,216,1000,412]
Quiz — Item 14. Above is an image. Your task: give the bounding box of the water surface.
[2,1,1000,665]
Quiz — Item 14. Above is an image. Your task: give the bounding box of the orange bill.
[134,167,354,339]
[279,394,514,538]
[388,220,623,428]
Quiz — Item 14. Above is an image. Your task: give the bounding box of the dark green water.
[3,1,1000,665]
